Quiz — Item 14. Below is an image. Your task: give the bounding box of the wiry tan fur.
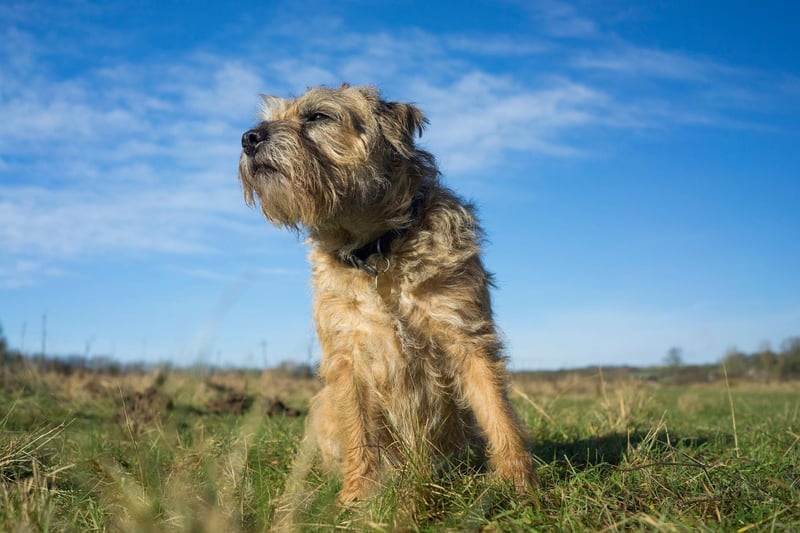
[238,85,536,509]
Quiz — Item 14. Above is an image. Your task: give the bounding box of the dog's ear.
[258,94,286,121]
[385,102,427,138]
[378,101,428,158]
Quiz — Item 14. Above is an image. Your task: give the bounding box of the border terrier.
[239,84,536,505]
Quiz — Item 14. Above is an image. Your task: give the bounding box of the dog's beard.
[256,175,309,229]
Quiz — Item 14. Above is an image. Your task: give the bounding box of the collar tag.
[375,270,392,302]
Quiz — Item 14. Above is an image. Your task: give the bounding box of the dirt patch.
[207,392,253,415]
[263,397,302,417]
[116,386,174,428]
[205,393,303,417]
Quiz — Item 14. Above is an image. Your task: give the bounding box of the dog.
[238,84,536,507]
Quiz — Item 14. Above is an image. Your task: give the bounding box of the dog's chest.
[313,260,444,382]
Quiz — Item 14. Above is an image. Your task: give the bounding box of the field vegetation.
[1,331,799,531]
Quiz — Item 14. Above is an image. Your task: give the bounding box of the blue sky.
[1,1,799,369]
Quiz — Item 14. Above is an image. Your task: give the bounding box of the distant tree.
[778,337,800,378]
[757,342,777,379]
[722,347,749,376]
[780,337,800,356]
[664,346,683,368]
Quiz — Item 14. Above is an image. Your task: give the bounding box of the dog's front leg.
[459,351,536,489]
[440,329,537,493]
[337,374,381,503]
[320,353,381,504]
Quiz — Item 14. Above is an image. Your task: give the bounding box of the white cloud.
[413,74,610,172]
[269,61,339,93]
[161,58,266,119]
[0,186,214,258]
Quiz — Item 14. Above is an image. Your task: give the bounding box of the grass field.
[1,361,798,532]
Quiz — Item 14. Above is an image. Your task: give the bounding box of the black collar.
[338,192,425,275]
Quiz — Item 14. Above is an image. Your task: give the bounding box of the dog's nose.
[242,127,268,156]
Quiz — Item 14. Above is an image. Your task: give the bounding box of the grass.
[0,362,798,531]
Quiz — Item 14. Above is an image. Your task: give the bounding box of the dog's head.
[238,85,432,238]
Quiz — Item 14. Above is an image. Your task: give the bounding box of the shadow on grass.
[534,431,716,473]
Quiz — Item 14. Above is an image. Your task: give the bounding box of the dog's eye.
[307,112,332,123]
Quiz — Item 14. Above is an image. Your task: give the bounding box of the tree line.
[720,337,800,380]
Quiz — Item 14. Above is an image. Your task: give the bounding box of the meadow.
[1,358,798,532]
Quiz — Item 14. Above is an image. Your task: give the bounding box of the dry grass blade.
[722,364,740,458]
[0,421,69,478]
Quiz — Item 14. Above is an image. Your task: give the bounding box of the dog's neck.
[334,189,426,275]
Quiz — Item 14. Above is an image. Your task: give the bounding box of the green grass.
[1,365,798,531]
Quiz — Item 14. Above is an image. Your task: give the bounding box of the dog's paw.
[495,455,541,507]
[337,477,376,507]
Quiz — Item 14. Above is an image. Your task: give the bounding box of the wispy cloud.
[0,185,239,257]
[168,265,300,283]
[445,34,551,56]
[412,74,610,171]
[573,44,746,82]
[526,0,599,38]
[0,259,68,289]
